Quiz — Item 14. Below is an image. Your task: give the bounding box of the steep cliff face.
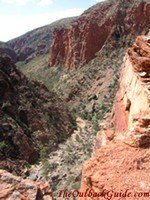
[113,35,150,147]
[0,56,76,173]
[49,0,150,69]
[79,36,150,199]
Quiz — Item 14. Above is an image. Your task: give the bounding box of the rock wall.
[49,0,150,69]
[79,36,150,199]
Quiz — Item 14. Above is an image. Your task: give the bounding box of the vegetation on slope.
[0,56,76,175]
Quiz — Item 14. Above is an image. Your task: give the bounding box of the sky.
[0,0,104,42]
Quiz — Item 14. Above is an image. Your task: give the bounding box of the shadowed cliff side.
[0,56,76,174]
[0,42,17,62]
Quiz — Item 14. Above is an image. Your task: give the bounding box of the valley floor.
[29,117,95,200]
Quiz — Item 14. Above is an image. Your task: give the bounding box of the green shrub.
[40,146,50,162]
[0,141,7,149]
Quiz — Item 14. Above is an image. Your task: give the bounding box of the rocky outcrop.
[0,56,76,173]
[79,36,150,199]
[0,170,53,200]
[49,0,150,69]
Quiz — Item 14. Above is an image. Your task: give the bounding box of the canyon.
[0,55,76,174]
[0,0,150,199]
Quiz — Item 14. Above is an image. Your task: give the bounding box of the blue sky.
[0,0,104,42]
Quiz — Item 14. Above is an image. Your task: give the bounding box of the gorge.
[0,0,150,199]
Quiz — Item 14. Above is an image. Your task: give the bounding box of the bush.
[40,146,50,162]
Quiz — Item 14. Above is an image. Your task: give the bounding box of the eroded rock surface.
[113,35,150,147]
[79,36,150,199]
[0,169,53,200]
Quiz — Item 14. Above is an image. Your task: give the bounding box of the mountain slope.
[0,56,76,173]
[0,42,17,62]
[7,17,76,63]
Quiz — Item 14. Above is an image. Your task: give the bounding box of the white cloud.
[1,0,30,6]
[1,0,54,6]
[0,8,84,41]
[37,0,53,7]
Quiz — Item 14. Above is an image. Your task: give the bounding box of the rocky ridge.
[113,35,150,147]
[7,17,76,63]
[79,36,150,199]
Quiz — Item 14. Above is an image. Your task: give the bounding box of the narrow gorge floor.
[29,117,95,200]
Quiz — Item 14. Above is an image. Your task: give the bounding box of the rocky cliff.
[79,36,150,199]
[0,55,76,173]
[113,35,150,147]
[49,0,150,69]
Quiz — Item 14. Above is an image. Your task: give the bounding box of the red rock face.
[49,0,150,69]
[112,92,129,133]
[113,36,150,147]
[79,35,150,199]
